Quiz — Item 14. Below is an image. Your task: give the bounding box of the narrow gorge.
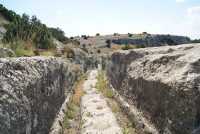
[1,43,200,134]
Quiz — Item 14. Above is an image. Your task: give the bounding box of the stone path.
[81,70,122,134]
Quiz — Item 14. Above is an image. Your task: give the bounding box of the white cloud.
[187,6,200,17]
[176,0,185,3]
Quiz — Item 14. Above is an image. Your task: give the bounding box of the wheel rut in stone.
[80,70,122,134]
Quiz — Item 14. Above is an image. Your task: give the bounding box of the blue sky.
[1,0,200,39]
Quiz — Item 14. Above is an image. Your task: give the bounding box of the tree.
[49,27,69,43]
[191,39,200,43]
[34,25,54,49]
[2,4,55,50]
[81,35,89,40]
[128,33,133,37]
[106,39,111,48]
[113,33,119,36]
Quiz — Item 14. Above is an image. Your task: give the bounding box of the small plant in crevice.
[96,71,137,134]
[63,74,86,131]
[96,71,114,98]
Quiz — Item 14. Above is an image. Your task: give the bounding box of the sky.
[1,0,200,39]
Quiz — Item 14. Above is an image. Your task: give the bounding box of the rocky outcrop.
[0,57,82,134]
[72,47,110,71]
[107,43,200,134]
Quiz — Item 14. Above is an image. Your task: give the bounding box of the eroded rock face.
[0,57,82,134]
[72,47,110,72]
[107,44,200,134]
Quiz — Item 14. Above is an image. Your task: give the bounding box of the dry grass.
[111,44,123,51]
[39,50,55,56]
[72,75,86,106]
[96,71,114,98]
[63,74,86,133]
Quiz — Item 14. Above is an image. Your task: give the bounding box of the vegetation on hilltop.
[0,4,20,22]
[0,4,75,57]
[191,39,200,43]
[49,27,70,44]
[3,13,54,49]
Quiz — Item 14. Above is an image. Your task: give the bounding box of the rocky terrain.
[0,57,83,134]
[81,70,122,134]
[0,49,109,134]
[107,43,200,134]
[1,3,200,134]
[1,42,200,134]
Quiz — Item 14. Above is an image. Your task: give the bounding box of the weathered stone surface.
[72,47,110,72]
[81,70,122,134]
[107,43,200,134]
[0,57,82,134]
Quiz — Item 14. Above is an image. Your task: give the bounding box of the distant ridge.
[76,33,191,48]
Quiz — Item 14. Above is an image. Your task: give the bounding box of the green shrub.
[106,39,111,48]
[113,33,119,36]
[191,39,200,43]
[136,44,146,48]
[49,27,69,43]
[121,44,134,50]
[97,49,101,53]
[128,33,133,37]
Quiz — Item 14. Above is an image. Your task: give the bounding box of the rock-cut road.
[80,70,122,134]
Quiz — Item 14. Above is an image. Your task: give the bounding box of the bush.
[97,49,101,53]
[81,35,89,40]
[113,33,119,36]
[142,32,148,34]
[33,49,40,56]
[121,44,134,50]
[0,4,20,22]
[128,33,133,37]
[136,44,146,48]
[49,27,69,43]
[191,39,200,43]
[1,5,58,50]
[81,44,88,53]
[11,41,35,57]
[106,39,111,48]
[96,33,100,36]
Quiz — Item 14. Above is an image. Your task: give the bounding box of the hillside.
[0,4,80,57]
[76,33,191,48]
[1,1,200,134]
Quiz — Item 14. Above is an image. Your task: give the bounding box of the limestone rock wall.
[0,57,82,134]
[107,44,200,134]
